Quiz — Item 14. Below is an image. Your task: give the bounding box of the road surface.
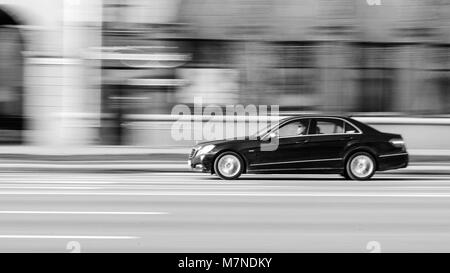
[1,171,450,252]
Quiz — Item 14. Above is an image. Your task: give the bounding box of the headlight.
[196,145,215,155]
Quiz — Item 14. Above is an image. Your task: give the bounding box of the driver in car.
[297,123,307,136]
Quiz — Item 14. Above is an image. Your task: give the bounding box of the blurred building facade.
[0,0,449,145]
[0,0,102,146]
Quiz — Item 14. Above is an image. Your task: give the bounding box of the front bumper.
[188,153,215,173]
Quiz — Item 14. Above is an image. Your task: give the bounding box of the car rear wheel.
[214,152,243,180]
[346,152,376,180]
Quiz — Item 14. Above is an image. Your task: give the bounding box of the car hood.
[194,138,255,148]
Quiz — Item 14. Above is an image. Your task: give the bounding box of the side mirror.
[260,132,277,142]
[267,132,278,141]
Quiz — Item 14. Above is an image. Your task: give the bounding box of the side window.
[344,121,359,134]
[277,119,309,138]
[311,119,344,135]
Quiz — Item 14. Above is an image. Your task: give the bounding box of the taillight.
[389,138,405,149]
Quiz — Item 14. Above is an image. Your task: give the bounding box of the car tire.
[214,152,243,180]
[345,152,376,181]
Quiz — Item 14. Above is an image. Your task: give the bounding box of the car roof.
[280,115,352,122]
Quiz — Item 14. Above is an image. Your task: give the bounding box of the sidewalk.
[0,146,448,174]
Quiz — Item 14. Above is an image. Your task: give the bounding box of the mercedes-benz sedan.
[188,116,408,180]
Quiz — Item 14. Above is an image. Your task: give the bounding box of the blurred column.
[22,0,102,146]
[312,0,358,113]
[394,45,422,114]
[315,42,359,113]
[389,0,444,114]
[99,0,188,145]
[0,17,25,143]
[60,0,103,145]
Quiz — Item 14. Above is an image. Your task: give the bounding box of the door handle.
[295,139,309,144]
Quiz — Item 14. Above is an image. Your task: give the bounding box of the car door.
[305,118,359,169]
[249,119,311,171]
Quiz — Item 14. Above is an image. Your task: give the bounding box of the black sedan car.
[188,116,408,180]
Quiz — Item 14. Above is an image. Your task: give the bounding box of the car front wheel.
[345,152,376,180]
[214,152,243,180]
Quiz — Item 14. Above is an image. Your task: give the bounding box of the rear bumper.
[377,152,409,171]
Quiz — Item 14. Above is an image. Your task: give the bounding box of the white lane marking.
[0,173,202,178]
[389,186,450,189]
[0,186,99,190]
[1,191,450,197]
[2,173,450,180]
[393,166,450,171]
[0,161,185,164]
[3,181,450,186]
[0,211,168,215]
[0,181,117,184]
[5,183,449,190]
[5,179,450,185]
[409,162,450,166]
[1,174,450,181]
[0,235,137,239]
[86,186,284,190]
[0,164,189,169]
[0,181,260,185]
[375,177,450,180]
[9,181,448,189]
[0,173,450,182]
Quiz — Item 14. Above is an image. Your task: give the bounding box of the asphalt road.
[1,171,450,252]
